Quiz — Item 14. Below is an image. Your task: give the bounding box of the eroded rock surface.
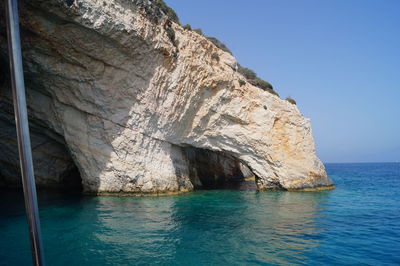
[0,87,79,188]
[0,0,333,193]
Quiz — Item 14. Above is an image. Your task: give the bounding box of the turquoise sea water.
[1,163,399,265]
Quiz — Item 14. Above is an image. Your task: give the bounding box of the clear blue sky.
[165,0,400,163]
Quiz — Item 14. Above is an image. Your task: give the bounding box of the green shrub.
[211,53,220,61]
[285,97,296,105]
[266,88,279,97]
[193,28,203,35]
[206,37,232,55]
[248,78,273,91]
[238,65,257,80]
[183,24,192,30]
[165,27,176,46]
[249,79,278,96]
[237,65,278,96]
[239,79,246,86]
[187,28,233,55]
[154,0,180,24]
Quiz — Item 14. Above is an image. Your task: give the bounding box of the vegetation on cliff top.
[154,0,180,24]
[153,0,287,99]
[236,65,278,96]
[285,97,297,105]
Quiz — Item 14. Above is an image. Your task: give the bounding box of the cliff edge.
[0,0,334,194]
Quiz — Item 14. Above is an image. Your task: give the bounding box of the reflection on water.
[166,191,328,265]
[84,191,330,265]
[0,189,329,265]
[1,163,399,265]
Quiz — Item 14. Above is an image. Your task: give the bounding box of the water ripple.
[0,163,399,265]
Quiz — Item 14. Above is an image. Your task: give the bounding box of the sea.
[1,163,399,265]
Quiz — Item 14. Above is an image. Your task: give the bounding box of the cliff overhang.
[0,0,334,194]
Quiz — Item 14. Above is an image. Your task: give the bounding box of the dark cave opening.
[0,165,83,194]
[59,166,83,194]
[182,147,257,191]
[65,0,74,7]
[0,55,83,194]
[0,55,8,91]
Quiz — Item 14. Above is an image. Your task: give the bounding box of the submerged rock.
[0,0,333,194]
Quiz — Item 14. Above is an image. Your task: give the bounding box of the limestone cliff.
[0,0,334,194]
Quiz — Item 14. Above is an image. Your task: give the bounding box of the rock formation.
[0,0,334,194]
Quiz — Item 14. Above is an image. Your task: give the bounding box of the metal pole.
[5,0,46,265]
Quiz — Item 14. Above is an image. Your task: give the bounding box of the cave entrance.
[182,147,257,191]
[0,165,83,194]
[0,54,9,92]
[1,46,83,194]
[60,166,83,194]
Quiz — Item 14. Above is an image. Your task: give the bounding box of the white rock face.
[0,0,333,193]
